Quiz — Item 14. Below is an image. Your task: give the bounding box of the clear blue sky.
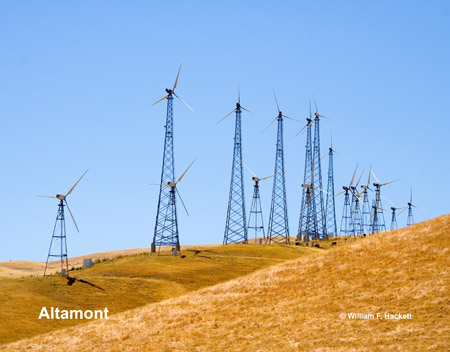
[1,1,449,261]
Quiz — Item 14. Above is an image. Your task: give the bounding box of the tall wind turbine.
[220,89,253,244]
[371,170,399,234]
[36,169,88,277]
[151,64,194,253]
[265,92,297,244]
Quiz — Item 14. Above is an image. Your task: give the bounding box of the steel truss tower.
[311,114,327,240]
[298,118,314,241]
[325,147,337,238]
[361,189,371,233]
[340,188,353,238]
[407,204,414,226]
[152,94,180,253]
[267,112,290,244]
[371,187,386,233]
[44,200,69,276]
[390,207,398,230]
[248,179,265,242]
[350,187,364,236]
[223,103,248,244]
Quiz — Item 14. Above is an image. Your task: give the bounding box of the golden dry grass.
[0,244,317,345]
[2,215,449,351]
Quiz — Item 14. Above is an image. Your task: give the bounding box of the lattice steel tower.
[220,94,252,244]
[297,114,314,242]
[151,65,194,253]
[267,94,293,244]
[360,168,372,233]
[324,146,337,238]
[370,170,398,234]
[407,189,415,226]
[340,187,353,238]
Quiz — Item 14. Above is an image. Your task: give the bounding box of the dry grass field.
[0,244,318,345]
[2,215,449,351]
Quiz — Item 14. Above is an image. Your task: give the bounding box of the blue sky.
[1,1,449,261]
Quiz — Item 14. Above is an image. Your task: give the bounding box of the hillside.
[0,244,319,344]
[2,215,449,351]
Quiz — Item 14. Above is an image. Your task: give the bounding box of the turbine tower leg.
[44,200,68,277]
[340,191,352,241]
[407,205,414,226]
[152,95,180,254]
[268,116,290,244]
[223,107,248,244]
[325,149,337,239]
[248,182,265,243]
[298,119,313,242]
[390,209,398,230]
[362,190,371,233]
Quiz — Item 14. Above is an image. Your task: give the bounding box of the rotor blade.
[243,162,257,178]
[355,169,365,188]
[217,108,237,124]
[66,169,89,196]
[152,94,169,106]
[321,151,330,160]
[387,195,395,207]
[313,186,328,194]
[173,63,182,90]
[410,188,413,204]
[149,183,165,186]
[398,207,408,216]
[371,170,380,184]
[175,187,189,216]
[261,174,275,181]
[313,96,318,114]
[35,195,57,198]
[240,106,254,114]
[381,179,400,187]
[238,82,240,105]
[295,120,313,136]
[64,199,79,233]
[273,90,280,113]
[332,149,350,159]
[305,190,311,205]
[368,165,372,185]
[334,189,345,197]
[260,117,278,134]
[318,114,332,119]
[282,115,299,122]
[350,164,358,186]
[309,99,312,118]
[173,93,194,112]
[176,159,196,184]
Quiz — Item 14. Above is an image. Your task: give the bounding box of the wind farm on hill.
[0,65,439,351]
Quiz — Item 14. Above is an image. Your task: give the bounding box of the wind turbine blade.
[173,63,182,90]
[368,165,372,185]
[238,82,240,105]
[64,200,79,233]
[355,169,365,188]
[173,93,194,112]
[371,170,380,184]
[282,115,299,122]
[313,96,318,113]
[176,159,196,184]
[243,162,257,178]
[273,90,280,113]
[240,106,254,114]
[387,195,395,207]
[313,186,329,194]
[261,174,275,181]
[217,108,237,124]
[261,117,278,134]
[152,95,169,106]
[398,207,408,216]
[149,183,165,186]
[381,179,400,187]
[410,188,413,203]
[319,114,332,119]
[66,169,88,196]
[350,164,358,186]
[295,120,312,136]
[332,149,350,159]
[309,99,312,118]
[35,195,57,198]
[320,151,330,160]
[334,189,345,197]
[175,187,189,216]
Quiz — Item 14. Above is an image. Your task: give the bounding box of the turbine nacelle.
[167,181,176,188]
[56,194,66,200]
[252,176,260,183]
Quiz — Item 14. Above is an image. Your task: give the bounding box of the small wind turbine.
[398,188,419,227]
[370,170,399,233]
[387,196,406,230]
[244,163,274,243]
[36,169,88,277]
[150,159,195,254]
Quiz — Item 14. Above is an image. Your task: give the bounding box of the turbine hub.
[56,194,65,200]
[167,181,176,188]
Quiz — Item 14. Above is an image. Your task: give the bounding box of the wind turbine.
[360,165,374,233]
[265,91,298,245]
[398,188,419,227]
[152,64,194,254]
[36,169,88,277]
[244,163,274,243]
[370,170,399,234]
[335,165,359,240]
[220,88,253,245]
[151,159,195,255]
[387,196,406,230]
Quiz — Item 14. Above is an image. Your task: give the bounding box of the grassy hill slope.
[3,215,450,351]
[0,244,319,345]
